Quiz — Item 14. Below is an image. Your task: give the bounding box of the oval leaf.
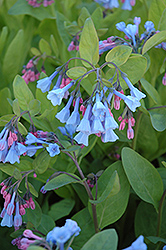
[142,30,166,55]
[106,45,132,68]
[45,173,81,191]
[140,78,161,104]
[81,229,118,250]
[122,147,163,210]
[33,150,51,174]
[66,66,87,80]
[79,17,99,67]
[149,107,166,132]
[39,38,52,56]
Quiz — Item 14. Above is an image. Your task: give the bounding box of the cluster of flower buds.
[94,0,136,10]
[0,124,27,164]
[11,229,44,249]
[68,36,79,52]
[22,57,46,84]
[46,219,81,250]
[26,0,54,8]
[0,176,35,229]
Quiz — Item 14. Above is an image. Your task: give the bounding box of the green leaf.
[0,88,12,116]
[13,168,22,180]
[44,173,81,191]
[122,147,163,210]
[72,208,95,250]
[39,38,52,56]
[23,200,42,228]
[0,26,8,55]
[147,236,166,244]
[149,0,166,30]
[140,78,161,104]
[66,66,87,80]
[48,199,75,221]
[158,8,166,31]
[149,107,166,132]
[33,150,51,175]
[8,0,54,21]
[30,47,41,57]
[62,145,81,152]
[29,99,41,117]
[106,45,132,68]
[27,246,44,250]
[37,214,55,234]
[26,182,38,198]
[50,35,59,57]
[13,75,34,110]
[91,7,103,29]
[0,114,14,127]
[89,171,120,204]
[119,55,147,84]
[81,229,118,250]
[13,99,20,116]
[78,7,90,27]
[0,163,19,176]
[162,161,166,168]
[18,122,28,135]
[79,17,99,67]
[89,161,130,229]
[3,29,24,83]
[142,30,166,55]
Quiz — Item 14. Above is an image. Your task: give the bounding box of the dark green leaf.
[13,168,22,180]
[23,200,42,228]
[33,150,51,175]
[37,214,55,234]
[122,147,163,210]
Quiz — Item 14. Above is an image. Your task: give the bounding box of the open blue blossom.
[47,81,74,106]
[14,202,22,228]
[64,219,81,237]
[76,104,92,134]
[4,142,27,164]
[25,133,46,145]
[123,235,147,250]
[144,21,155,33]
[56,96,74,123]
[52,226,71,245]
[122,0,134,11]
[92,92,106,121]
[113,89,141,112]
[1,211,13,227]
[0,128,9,151]
[116,21,126,32]
[66,97,80,134]
[91,115,105,134]
[37,70,58,93]
[46,143,60,157]
[122,76,146,100]
[125,24,137,46]
[163,246,166,250]
[103,102,119,130]
[74,131,90,146]
[101,128,119,143]
[26,145,44,157]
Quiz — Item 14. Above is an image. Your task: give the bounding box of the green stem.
[156,189,166,237]
[64,151,99,233]
[131,111,142,150]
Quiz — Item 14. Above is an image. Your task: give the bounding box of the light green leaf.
[8,0,54,21]
[13,75,34,110]
[149,107,166,132]
[78,7,90,27]
[122,147,163,210]
[48,199,75,221]
[26,182,38,198]
[81,229,118,250]
[44,173,81,191]
[79,18,99,67]
[39,38,52,56]
[158,8,166,31]
[13,99,20,116]
[50,35,59,57]
[66,66,87,80]
[140,78,161,104]
[13,168,22,180]
[119,55,147,84]
[29,99,41,117]
[106,45,132,68]
[0,26,8,55]
[91,7,103,29]
[3,30,24,83]
[27,247,44,250]
[33,150,51,175]
[0,114,15,127]
[149,0,166,30]
[89,171,120,204]
[0,88,12,116]
[18,122,28,135]
[30,47,41,57]
[142,30,166,55]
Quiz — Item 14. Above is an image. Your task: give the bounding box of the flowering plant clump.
[0,0,166,250]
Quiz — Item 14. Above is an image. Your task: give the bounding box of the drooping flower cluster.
[46,219,81,250]
[94,0,136,10]
[26,0,54,7]
[68,35,79,52]
[37,56,146,144]
[22,57,46,84]
[123,235,147,250]
[0,175,35,229]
